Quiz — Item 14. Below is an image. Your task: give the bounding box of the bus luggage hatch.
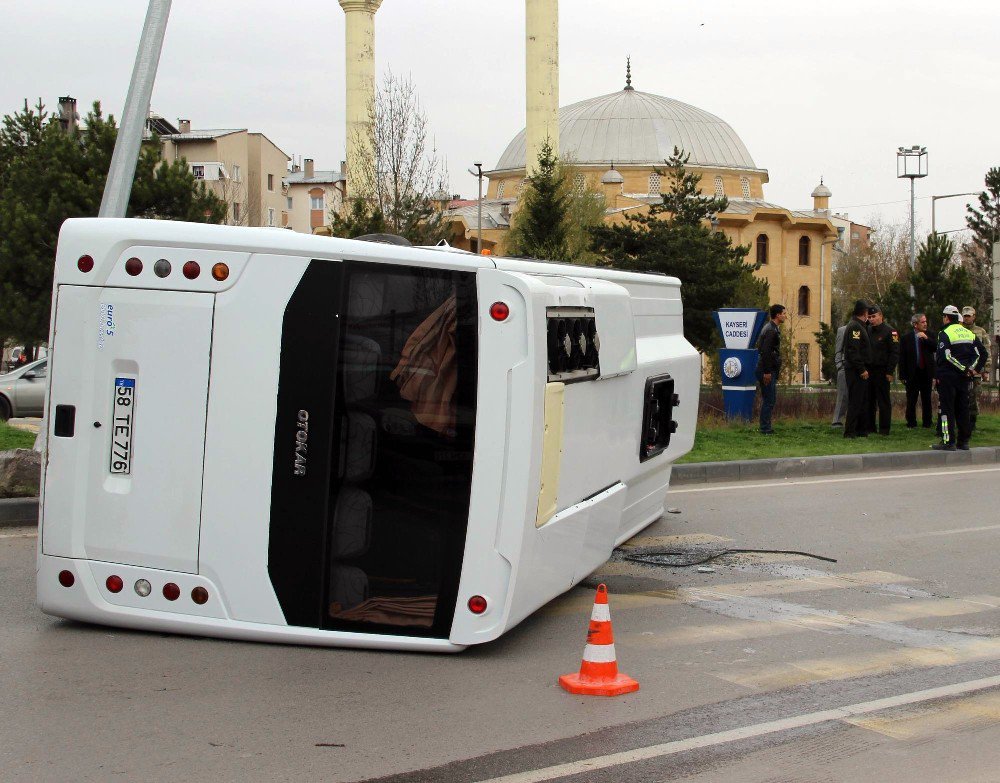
[41,285,213,574]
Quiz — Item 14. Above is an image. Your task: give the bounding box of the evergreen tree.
[966,167,1000,257]
[589,146,767,353]
[911,232,973,321]
[328,196,389,239]
[506,141,570,260]
[0,100,225,346]
[813,322,837,382]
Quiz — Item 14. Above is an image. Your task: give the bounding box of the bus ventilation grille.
[546,307,600,383]
[639,373,679,462]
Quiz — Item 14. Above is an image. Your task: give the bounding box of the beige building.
[445,75,844,379]
[158,121,290,228]
[284,159,346,233]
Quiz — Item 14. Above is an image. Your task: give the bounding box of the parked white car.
[0,358,48,420]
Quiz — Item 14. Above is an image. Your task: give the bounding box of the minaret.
[525,0,559,174]
[339,0,383,194]
[812,178,832,211]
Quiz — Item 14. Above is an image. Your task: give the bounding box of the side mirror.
[23,371,36,380]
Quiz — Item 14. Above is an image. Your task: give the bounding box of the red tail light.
[182,261,201,279]
[77,255,94,273]
[125,257,143,276]
[468,595,488,614]
[58,570,75,587]
[191,586,209,605]
[490,302,510,321]
[106,575,124,593]
[163,583,180,601]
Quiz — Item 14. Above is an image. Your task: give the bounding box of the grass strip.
[679,413,1000,464]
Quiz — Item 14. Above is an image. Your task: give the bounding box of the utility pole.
[993,242,999,383]
[99,0,172,218]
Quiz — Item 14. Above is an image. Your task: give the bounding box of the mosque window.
[740,176,751,199]
[755,234,769,265]
[798,236,811,266]
[496,180,505,199]
[574,173,586,192]
[648,173,661,195]
[714,176,724,198]
[798,286,810,316]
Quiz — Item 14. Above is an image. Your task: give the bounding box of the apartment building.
[158,120,290,228]
[283,158,345,233]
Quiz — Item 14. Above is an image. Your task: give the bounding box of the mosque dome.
[493,85,761,173]
[811,180,832,198]
[600,165,624,184]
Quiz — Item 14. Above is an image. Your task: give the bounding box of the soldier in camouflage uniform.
[962,307,991,432]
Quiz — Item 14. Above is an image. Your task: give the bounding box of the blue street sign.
[714,309,768,420]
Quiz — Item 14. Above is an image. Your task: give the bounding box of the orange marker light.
[212,263,229,281]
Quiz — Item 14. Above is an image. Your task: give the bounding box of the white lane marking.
[474,674,1000,783]
[905,522,1000,539]
[670,466,1000,494]
[0,530,37,539]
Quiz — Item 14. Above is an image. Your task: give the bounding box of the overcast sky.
[3,0,998,235]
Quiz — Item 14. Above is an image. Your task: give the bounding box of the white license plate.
[110,377,136,474]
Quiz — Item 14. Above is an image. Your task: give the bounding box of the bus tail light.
[182,261,201,279]
[191,586,209,605]
[106,575,124,593]
[489,302,510,322]
[468,595,488,614]
[211,263,229,281]
[163,582,181,601]
[58,570,75,587]
[77,255,94,273]
[125,257,143,276]
[134,579,152,597]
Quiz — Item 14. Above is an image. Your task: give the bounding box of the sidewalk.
[672,445,1000,485]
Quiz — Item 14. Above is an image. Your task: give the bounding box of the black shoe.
[831,422,843,427]
[957,442,970,451]
[932,443,956,451]
[760,430,775,436]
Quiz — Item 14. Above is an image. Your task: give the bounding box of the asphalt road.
[5,465,1000,782]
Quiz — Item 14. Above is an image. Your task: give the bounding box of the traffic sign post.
[713,309,768,420]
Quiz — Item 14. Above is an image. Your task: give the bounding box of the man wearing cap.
[962,306,991,432]
[865,306,900,435]
[933,305,986,451]
[843,300,872,439]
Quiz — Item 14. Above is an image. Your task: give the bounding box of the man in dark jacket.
[898,312,936,428]
[755,304,786,435]
[933,305,986,451]
[865,305,900,435]
[843,300,872,439]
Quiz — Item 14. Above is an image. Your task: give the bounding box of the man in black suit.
[898,312,936,428]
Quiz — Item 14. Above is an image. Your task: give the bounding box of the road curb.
[0,497,39,528]
[672,446,1000,485]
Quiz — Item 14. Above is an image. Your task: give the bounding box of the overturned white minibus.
[37,218,698,651]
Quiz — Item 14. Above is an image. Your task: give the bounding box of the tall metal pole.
[476,167,483,254]
[99,0,172,218]
[909,177,916,298]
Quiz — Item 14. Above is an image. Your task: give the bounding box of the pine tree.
[589,147,766,353]
[0,100,226,345]
[911,232,973,321]
[506,141,570,261]
[966,167,1000,257]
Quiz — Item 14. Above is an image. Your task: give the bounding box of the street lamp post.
[931,192,978,235]
[468,162,484,254]
[897,146,928,296]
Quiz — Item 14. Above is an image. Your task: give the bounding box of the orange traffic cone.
[559,583,639,696]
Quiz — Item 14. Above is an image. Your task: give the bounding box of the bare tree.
[213,167,249,227]
[831,215,912,324]
[347,72,446,243]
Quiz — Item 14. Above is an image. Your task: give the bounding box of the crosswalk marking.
[542,571,916,617]
[844,691,1000,740]
[718,639,1000,690]
[628,595,1000,649]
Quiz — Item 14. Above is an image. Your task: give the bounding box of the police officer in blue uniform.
[933,305,986,451]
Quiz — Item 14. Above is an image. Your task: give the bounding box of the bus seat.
[328,564,370,614]
[331,487,372,558]
[342,335,380,403]
[341,412,377,482]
